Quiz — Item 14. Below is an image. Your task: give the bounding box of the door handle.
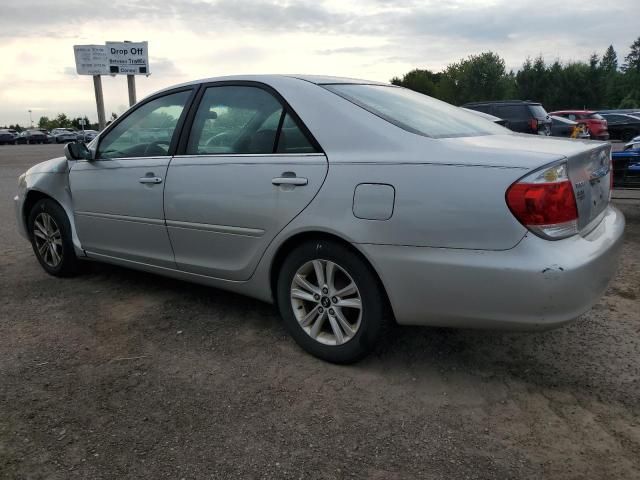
[272,177,308,186]
[139,176,163,184]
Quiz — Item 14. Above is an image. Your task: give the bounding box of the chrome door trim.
[165,219,265,237]
[75,211,166,226]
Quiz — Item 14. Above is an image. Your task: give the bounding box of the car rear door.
[493,104,529,133]
[69,88,194,268]
[164,83,328,281]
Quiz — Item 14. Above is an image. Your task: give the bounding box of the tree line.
[391,37,640,111]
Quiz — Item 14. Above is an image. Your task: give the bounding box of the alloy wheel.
[33,212,63,268]
[290,259,362,346]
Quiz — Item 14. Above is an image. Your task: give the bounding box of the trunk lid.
[567,142,612,232]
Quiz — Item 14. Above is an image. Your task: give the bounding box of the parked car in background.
[597,113,640,142]
[14,75,624,363]
[0,129,17,145]
[16,129,48,144]
[549,110,609,140]
[462,100,552,135]
[624,140,640,151]
[76,129,99,142]
[550,115,590,139]
[461,107,509,127]
[35,129,55,144]
[612,148,640,188]
[597,109,640,116]
[51,128,78,143]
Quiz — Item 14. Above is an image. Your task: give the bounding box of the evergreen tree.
[622,37,640,72]
[601,45,618,73]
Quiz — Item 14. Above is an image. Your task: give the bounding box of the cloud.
[0,0,638,125]
[149,57,182,77]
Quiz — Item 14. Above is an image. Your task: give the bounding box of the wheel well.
[22,191,55,237]
[269,231,394,319]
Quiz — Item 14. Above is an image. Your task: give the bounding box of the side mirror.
[64,142,92,161]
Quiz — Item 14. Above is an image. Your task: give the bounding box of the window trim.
[95,86,197,160]
[175,80,324,156]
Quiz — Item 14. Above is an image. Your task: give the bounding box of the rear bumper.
[360,205,625,329]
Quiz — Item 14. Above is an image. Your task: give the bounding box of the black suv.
[462,100,552,136]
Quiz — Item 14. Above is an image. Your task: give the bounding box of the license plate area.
[568,144,611,231]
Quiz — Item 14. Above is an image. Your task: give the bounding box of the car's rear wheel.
[28,199,79,277]
[277,240,387,363]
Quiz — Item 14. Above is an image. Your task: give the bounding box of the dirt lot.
[1,144,639,479]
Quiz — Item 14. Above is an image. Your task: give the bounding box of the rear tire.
[277,240,388,363]
[28,199,79,277]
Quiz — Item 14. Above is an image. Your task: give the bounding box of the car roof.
[463,100,542,106]
[154,74,389,94]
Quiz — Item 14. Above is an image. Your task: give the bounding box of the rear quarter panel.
[284,161,529,250]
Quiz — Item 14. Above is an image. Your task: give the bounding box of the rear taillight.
[529,118,539,132]
[506,162,578,240]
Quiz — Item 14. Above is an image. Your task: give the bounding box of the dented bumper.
[358,205,625,329]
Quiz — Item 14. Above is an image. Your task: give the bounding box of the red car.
[549,110,609,140]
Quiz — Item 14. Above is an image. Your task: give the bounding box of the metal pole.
[124,40,136,107]
[93,75,106,131]
[127,74,137,106]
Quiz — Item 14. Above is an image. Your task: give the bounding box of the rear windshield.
[323,84,508,138]
[528,104,548,118]
[588,113,604,120]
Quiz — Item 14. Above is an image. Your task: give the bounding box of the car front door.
[69,88,193,268]
[164,83,328,280]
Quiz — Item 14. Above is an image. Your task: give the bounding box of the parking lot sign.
[73,45,109,75]
[106,41,150,75]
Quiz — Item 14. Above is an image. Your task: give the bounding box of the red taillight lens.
[506,181,578,224]
[529,118,538,132]
[506,162,579,240]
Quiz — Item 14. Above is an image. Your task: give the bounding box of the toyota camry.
[14,75,625,363]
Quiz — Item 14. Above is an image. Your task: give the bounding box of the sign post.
[73,41,150,129]
[92,76,106,131]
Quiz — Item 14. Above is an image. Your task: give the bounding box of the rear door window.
[186,86,283,155]
[604,114,626,124]
[494,105,528,120]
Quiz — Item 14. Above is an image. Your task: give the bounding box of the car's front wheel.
[277,240,388,363]
[28,199,79,277]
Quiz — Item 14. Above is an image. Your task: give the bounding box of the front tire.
[28,199,79,277]
[277,240,388,363]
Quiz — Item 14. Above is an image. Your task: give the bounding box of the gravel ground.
[1,144,639,480]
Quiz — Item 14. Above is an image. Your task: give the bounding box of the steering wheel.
[143,140,171,156]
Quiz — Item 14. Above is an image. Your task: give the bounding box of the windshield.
[323,84,508,138]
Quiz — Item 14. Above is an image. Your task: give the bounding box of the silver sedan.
[14,75,625,363]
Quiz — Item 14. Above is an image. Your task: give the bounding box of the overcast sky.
[0,0,638,126]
